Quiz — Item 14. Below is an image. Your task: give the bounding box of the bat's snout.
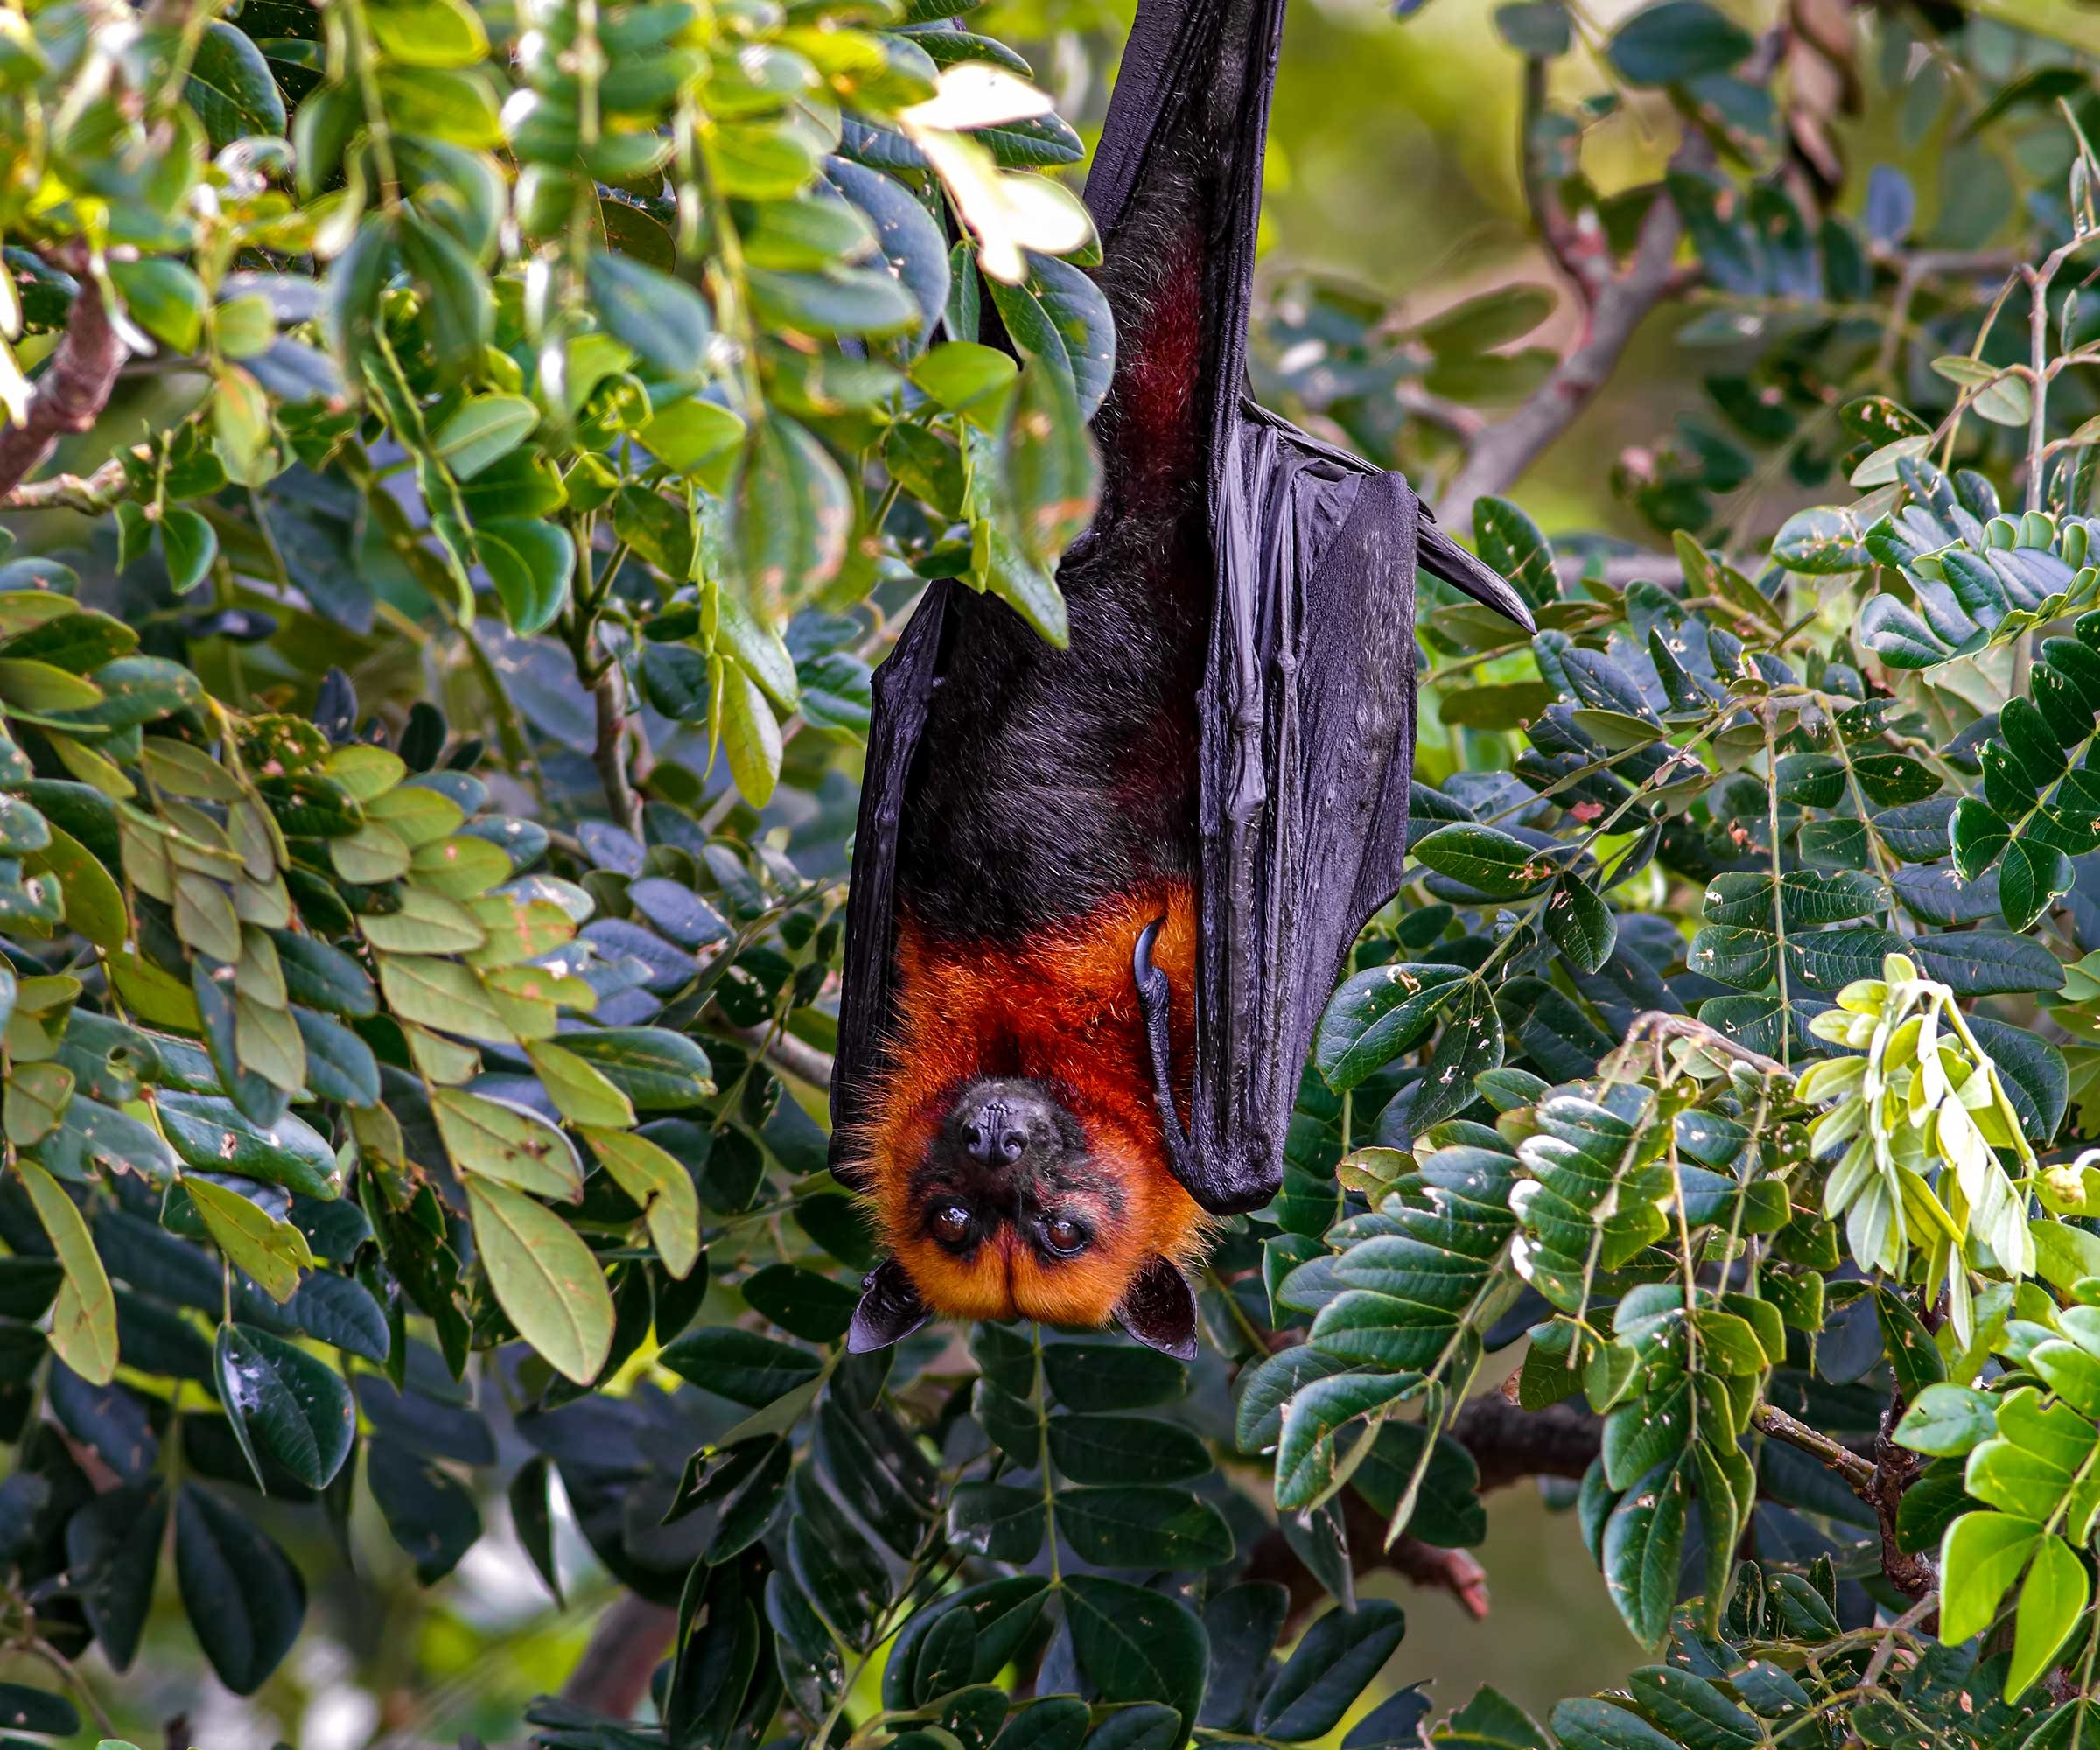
[941,1077,1080,1180]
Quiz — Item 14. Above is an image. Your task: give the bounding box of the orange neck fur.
[857,886,1205,1327]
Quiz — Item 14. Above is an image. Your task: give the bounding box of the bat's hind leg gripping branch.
[1133,916,1204,1194]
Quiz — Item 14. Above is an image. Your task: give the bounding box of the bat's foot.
[1132,915,1205,1192]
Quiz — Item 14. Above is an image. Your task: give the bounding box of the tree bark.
[0,260,127,501]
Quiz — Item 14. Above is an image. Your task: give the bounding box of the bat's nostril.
[998,1128,1026,1161]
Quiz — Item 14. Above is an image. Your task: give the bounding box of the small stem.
[1750,1400,1875,1491]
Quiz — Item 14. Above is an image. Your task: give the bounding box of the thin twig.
[592,663,646,842]
[718,1013,835,1089]
[0,453,130,513]
[1750,1400,1876,1491]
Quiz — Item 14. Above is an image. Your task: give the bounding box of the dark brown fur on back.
[894,131,1222,947]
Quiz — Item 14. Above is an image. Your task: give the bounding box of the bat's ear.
[848,1256,934,1353]
[1115,1256,1199,1362]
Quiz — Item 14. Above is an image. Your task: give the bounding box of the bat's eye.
[1041,1215,1089,1258]
[929,1204,974,1249]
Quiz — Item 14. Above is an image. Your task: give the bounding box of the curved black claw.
[1131,917,1203,1197]
[1116,1255,1199,1361]
[848,1256,933,1353]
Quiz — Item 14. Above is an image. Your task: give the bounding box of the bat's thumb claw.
[848,1256,933,1353]
[1132,915,1169,998]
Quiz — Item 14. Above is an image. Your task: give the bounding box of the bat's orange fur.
[858,886,1206,1327]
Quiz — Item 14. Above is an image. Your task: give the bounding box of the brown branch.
[0,453,130,514]
[1389,1538,1492,1620]
[1604,1010,1790,1082]
[592,664,646,843]
[0,256,127,501]
[716,1012,835,1089]
[1870,1398,1936,1601]
[1751,1400,1875,1490]
[1439,181,1691,535]
[562,1592,677,1718]
[1448,1395,1600,1492]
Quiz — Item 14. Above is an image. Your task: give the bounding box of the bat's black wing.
[829,0,1532,1203]
[830,579,948,1191]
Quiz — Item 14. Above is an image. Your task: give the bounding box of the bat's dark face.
[860,889,1205,1327]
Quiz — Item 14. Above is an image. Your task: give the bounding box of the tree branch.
[0,257,127,501]
[561,1592,677,1718]
[1439,184,1691,535]
[1751,1399,1874,1490]
[591,664,646,843]
[717,1013,835,1089]
[0,453,129,514]
[1448,1395,1600,1492]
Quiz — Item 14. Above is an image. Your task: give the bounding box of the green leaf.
[185,1176,314,1303]
[1421,286,1554,354]
[368,1437,482,1582]
[112,260,208,354]
[1601,1457,1690,1647]
[1941,1510,2043,1642]
[1771,505,1869,575]
[1041,1339,1186,1410]
[66,1480,166,1672]
[464,1178,615,1385]
[1473,496,1558,608]
[1255,1600,1407,1740]
[214,1322,355,1491]
[1876,1286,1947,1396]
[1315,962,1472,1092]
[585,250,714,382]
[186,21,288,146]
[947,1481,1046,1562]
[431,394,539,480]
[2010,1535,2090,1698]
[987,260,1114,421]
[478,516,574,634]
[741,1262,858,1343]
[1933,356,2033,427]
[659,1326,822,1405]
[398,210,493,382]
[160,508,219,595]
[19,1160,116,1385]
[1411,824,1556,898]
[1048,1414,1211,1486]
[1551,1698,1683,1750]
[1408,976,1504,1132]
[1896,1382,1998,1457]
[1063,1575,1207,1727]
[1544,871,1615,974]
[1608,1,1750,83]
[558,1027,715,1108]
[1055,1487,1235,1569]
[733,416,850,626]
[158,1094,340,1200]
[722,667,783,807]
[910,341,1018,412]
[173,1481,305,1696]
[1001,354,1098,570]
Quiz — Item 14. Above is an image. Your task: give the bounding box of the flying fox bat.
[827,0,1534,1359]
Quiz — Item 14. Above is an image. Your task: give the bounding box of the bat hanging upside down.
[850,175,1219,1354]
[826,0,1534,1361]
